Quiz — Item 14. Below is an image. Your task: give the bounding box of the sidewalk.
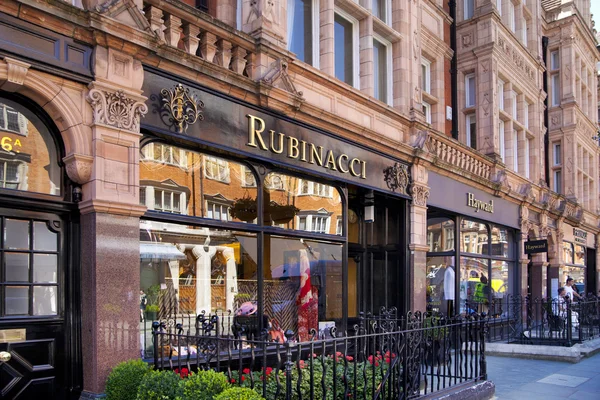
[488,351,600,399]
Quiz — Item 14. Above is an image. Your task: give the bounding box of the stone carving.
[63,154,94,185]
[519,183,535,202]
[87,88,148,132]
[482,92,491,116]
[413,30,420,60]
[3,57,30,88]
[263,0,276,22]
[462,33,473,48]
[566,157,573,173]
[492,169,510,195]
[481,60,489,73]
[247,0,260,24]
[159,83,204,133]
[550,114,560,127]
[262,59,303,97]
[410,184,430,207]
[383,163,410,195]
[411,130,430,150]
[497,36,535,82]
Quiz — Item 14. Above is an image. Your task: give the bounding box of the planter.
[145,311,158,321]
[268,202,299,224]
[229,196,257,222]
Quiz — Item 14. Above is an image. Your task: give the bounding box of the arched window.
[0,96,61,196]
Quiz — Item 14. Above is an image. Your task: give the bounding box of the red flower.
[230,379,236,383]
[174,368,189,378]
[264,367,273,376]
[368,355,374,364]
[375,362,380,367]
[243,368,250,375]
[385,357,391,364]
[345,356,354,362]
[312,353,318,358]
[241,376,246,382]
[299,360,306,369]
[336,351,343,357]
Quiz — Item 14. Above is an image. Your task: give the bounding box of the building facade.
[0,0,597,398]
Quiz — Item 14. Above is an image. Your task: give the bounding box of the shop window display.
[560,241,586,295]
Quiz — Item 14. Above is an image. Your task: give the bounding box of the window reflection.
[562,241,574,264]
[426,256,455,315]
[460,220,487,254]
[427,218,455,252]
[489,226,512,257]
[0,99,60,195]
[459,257,489,315]
[264,173,342,233]
[140,144,257,223]
[574,244,585,265]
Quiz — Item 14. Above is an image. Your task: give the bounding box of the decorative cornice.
[383,162,410,195]
[63,153,94,185]
[1,57,31,91]
[87,85,148,132]
[262,59,304,98]
[78,199,147,217]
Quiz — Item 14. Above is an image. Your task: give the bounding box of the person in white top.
[564,277,582,301]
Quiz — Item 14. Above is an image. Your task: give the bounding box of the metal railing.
[486,295,600,347]
[151,310,488,399]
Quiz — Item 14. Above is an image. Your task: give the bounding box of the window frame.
[465,74,476,108]
[499,120,505,162]
[421,58,431,95]
[204,156,231,183]
[334,9,360,89]
[554,169,562,194]
[551,74,560,106]
[373,34,393,105]
[423,101,432,124]
[464,0,474,20]
[286,0,320,68]
[466,113,476,149]
[497,79,505,111]
[553,143,561,166]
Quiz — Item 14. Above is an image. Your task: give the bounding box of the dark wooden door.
[0,209,66,399]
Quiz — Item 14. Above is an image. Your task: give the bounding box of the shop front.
[138,68,412,353]
[425,172,520,317]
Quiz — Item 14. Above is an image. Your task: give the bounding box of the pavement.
[487,351,600,399]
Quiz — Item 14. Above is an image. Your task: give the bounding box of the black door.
[0,208,68,399]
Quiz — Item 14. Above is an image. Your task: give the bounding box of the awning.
[140,243,186,260]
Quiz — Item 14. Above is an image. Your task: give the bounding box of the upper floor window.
[464,0,474,19]
[553,143,561,165]
[298,180,333,197]
[421,59,431,94]
[298,213,330,234]
[550,51,560,70]
[373,37,392,104]
[287,0,318,67]
[206,200,230,221]
[143,143,187,168]
[499,120,505,162]
[0,161,21,189]
[204,156,230,182]
[551,74,560,106]
[465,74,476,107]
[466,114,476,149]
[0,105,27,136]
[508,1,515,32]
[372,0,388,23]
[154,188,184,214]
[334,11,359,88]
[497,79,504,110]
[496,0,502,15]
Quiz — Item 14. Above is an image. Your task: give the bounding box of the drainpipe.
[542,36,550,187]
[449,0,458,140]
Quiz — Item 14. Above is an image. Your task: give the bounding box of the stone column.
[320,0,335,77]
[409,164,429,312]
[76,47,148,398]
[359,15,374,97]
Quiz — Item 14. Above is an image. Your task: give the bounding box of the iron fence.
[151,310,488,399]
[485,295,600,346]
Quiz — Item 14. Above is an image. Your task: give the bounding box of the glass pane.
[5,286,29,315]
[459,257,489,315]
[334,14,353,85]
[34,221,58,251]
[5,253,29,282]
[489,226,513,257]
[33,254,57,283]
[373,39,387,102]
[426,256,455,316]
[289,0,312,64]
[427,218,455,252]
[265,236,343,341]
[5,219,30,250]
[264,173,342,233]
[490,260,513,316]
[33,286,57,315]
[562,241,574,264]
[460,219,487,254]
[0,98,61,195]
[139,221,258,347]
[574,244,585,265]
[559,266,585,296]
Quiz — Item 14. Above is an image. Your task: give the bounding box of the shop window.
[140,144,255,223]
[574,244,585,265]
[562,241,574,264]
[426,256,456,315]
[427,217,455,252]
[0,98,61,196]
[491,260,513,309]
[204,156,230,183]
[334,11,359,88]
[489,226,513,258]
[460,220,487,255]
[0,104,27,136]
[460,257,489,314]
[287,0,319,67]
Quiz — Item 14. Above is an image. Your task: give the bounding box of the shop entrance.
[348,189,407,320]
[0,208,70,399]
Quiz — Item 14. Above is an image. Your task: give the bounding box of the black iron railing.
[151,310,488,399]
[485,295,600,346]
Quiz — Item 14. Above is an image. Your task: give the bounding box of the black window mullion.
[0,216,3,317]
[29,218,34,316]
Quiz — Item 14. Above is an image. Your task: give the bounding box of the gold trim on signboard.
[0,328,26,343]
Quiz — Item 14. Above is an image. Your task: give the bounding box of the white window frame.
[0,160,21,189]
[524,138,530,179]
[465,74,476,107]
[521,17,528,45]
[511,91,518,118]
[554,170,562,194]
[334,8,360,89]
[496,0,502,15]
[372,0,391,25]
[153,188,184,214]
[421,58,431,94]
[553,143,561,166]
[286,0,320,68]
[550,51,559,70]
[297,214,331,234]
[241,165,257,187]
[497,79,504,111]
[508,1,515,32]
[551,74,560,106]
[373,34,393,105]
[204,156,230,183]
[466,114,476,148]
[142,143,187,168]
[423,102,432,124]
[512,130,519,172]
[464,0,474,20]
[0,105,28,136]
[499,120,505,162]
[206,200,230,221]
[236,0,242,30]
[524,101,529,129]
[298,179,333,197]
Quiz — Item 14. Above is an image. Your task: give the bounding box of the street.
[488,353,600,399]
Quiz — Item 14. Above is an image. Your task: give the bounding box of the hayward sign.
[467,193,494,213]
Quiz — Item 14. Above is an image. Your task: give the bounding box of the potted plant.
[422,315,450,367]
[145,304,160,321]
[229,194,257,222]
[267,201,299,224]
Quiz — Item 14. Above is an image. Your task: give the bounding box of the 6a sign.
[1,137,22,153]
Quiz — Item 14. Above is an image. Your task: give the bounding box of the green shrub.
[182,369,230,399]
[105,359,152,400]
[145,304,160,313]
[135,370,183,400]
[215,387,265,400]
